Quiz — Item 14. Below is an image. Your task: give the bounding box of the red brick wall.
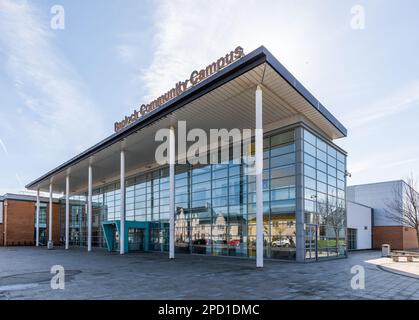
[4,200,35,245]
[403,227,419,250]
[0,223,4,246]
[3,200,61,246]
[43,203,61,245]
[51,203,61,244]
[372,226,404,250]
[373,226,419,250]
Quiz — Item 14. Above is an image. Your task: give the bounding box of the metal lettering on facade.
[114,46,245,132]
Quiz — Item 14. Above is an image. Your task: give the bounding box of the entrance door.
[112,226,119,251]
[39,228,47,246]
[305,224,318,260]
[128,228,144,252]
[347,228,357,251]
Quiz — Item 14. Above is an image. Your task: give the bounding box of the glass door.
[305,224,318,261]
[39,228,47,246]
[112,226,120,251]
[128,228,144,252]
[347,228,357,251]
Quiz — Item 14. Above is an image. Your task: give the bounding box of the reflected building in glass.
[58,127,347,261]
[27,46,348,263]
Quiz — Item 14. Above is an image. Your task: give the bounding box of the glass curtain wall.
[59,192,106,248]
[303,129,347,259]
[58,128,304,260]
[172,129,296,259]
[36,206,47,225]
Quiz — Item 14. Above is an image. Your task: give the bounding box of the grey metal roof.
[0,193,60,203]
[26,45,347,190]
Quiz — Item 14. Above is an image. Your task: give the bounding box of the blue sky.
[0,0,418,194]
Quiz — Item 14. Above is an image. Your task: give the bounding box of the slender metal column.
[295,127,306,262]
[47,183,54,249]
[65,175,70,250]
[87,165,92,252]
[35,189,40,247]
[169,126,175,259]
[120,150,126,255]
[255,85,264,268]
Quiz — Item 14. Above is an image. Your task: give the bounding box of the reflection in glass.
[303,129,347,260]
[59,129,299,260]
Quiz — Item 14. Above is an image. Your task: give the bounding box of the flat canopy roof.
[26,46,347,193]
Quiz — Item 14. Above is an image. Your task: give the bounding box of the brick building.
[348,180,419,250]
[0,194,60,246]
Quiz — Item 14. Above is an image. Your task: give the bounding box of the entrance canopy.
[102,220,149,253]
[26,46,347,194]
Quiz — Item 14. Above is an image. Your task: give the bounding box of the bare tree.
[384,176,419,248]
[318,199,346,253]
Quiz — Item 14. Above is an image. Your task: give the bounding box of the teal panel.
[101,220,150,253]
[101,222,116,252]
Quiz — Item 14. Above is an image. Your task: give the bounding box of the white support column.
[255,85,264,268]
[87,165,92,252]
[35,189,40,247]
[169,126,175,259]
[120,150,126,255]
[295,127,306,262]
[65,175,70,250]
[48,183,53,249]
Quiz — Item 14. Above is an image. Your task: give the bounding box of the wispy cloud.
[15,173,23,189]
[0,0,106,157]
[379,157,419,170]
[0,138,8,155]
[345,81,419,129]
[348,146,419,180]
[139,0,324,101]
[350,157,418,175]
[115,36,145,67]
[0,0,108,194]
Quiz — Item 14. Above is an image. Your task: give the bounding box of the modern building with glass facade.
[25,46,348,264]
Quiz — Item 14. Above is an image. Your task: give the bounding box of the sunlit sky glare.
[0,0,419,195]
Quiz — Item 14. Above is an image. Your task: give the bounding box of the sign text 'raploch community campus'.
[114,46,245,132]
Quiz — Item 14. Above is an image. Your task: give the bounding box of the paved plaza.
[0,247,418,300]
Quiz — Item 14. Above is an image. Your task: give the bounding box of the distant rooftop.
[347,179,403,188]
[0,193,60,203]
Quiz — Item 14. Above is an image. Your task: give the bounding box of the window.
[316,138,327,152]
[317,160,327,173]
[304,153,316,167]
[35,206,47,225]
[317,150,327,162]
[304,130,316,145]
[271,153,295,167]
[304,165,316,179]
[303,129,347,260]
[304,141,316,157]
[347,228,357,250]
[271,165,295,179]
[57,129,298,260]
[272,131,294,146]
[271,176,295,189]
[304,176,316,190]
[271,144,295,157]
